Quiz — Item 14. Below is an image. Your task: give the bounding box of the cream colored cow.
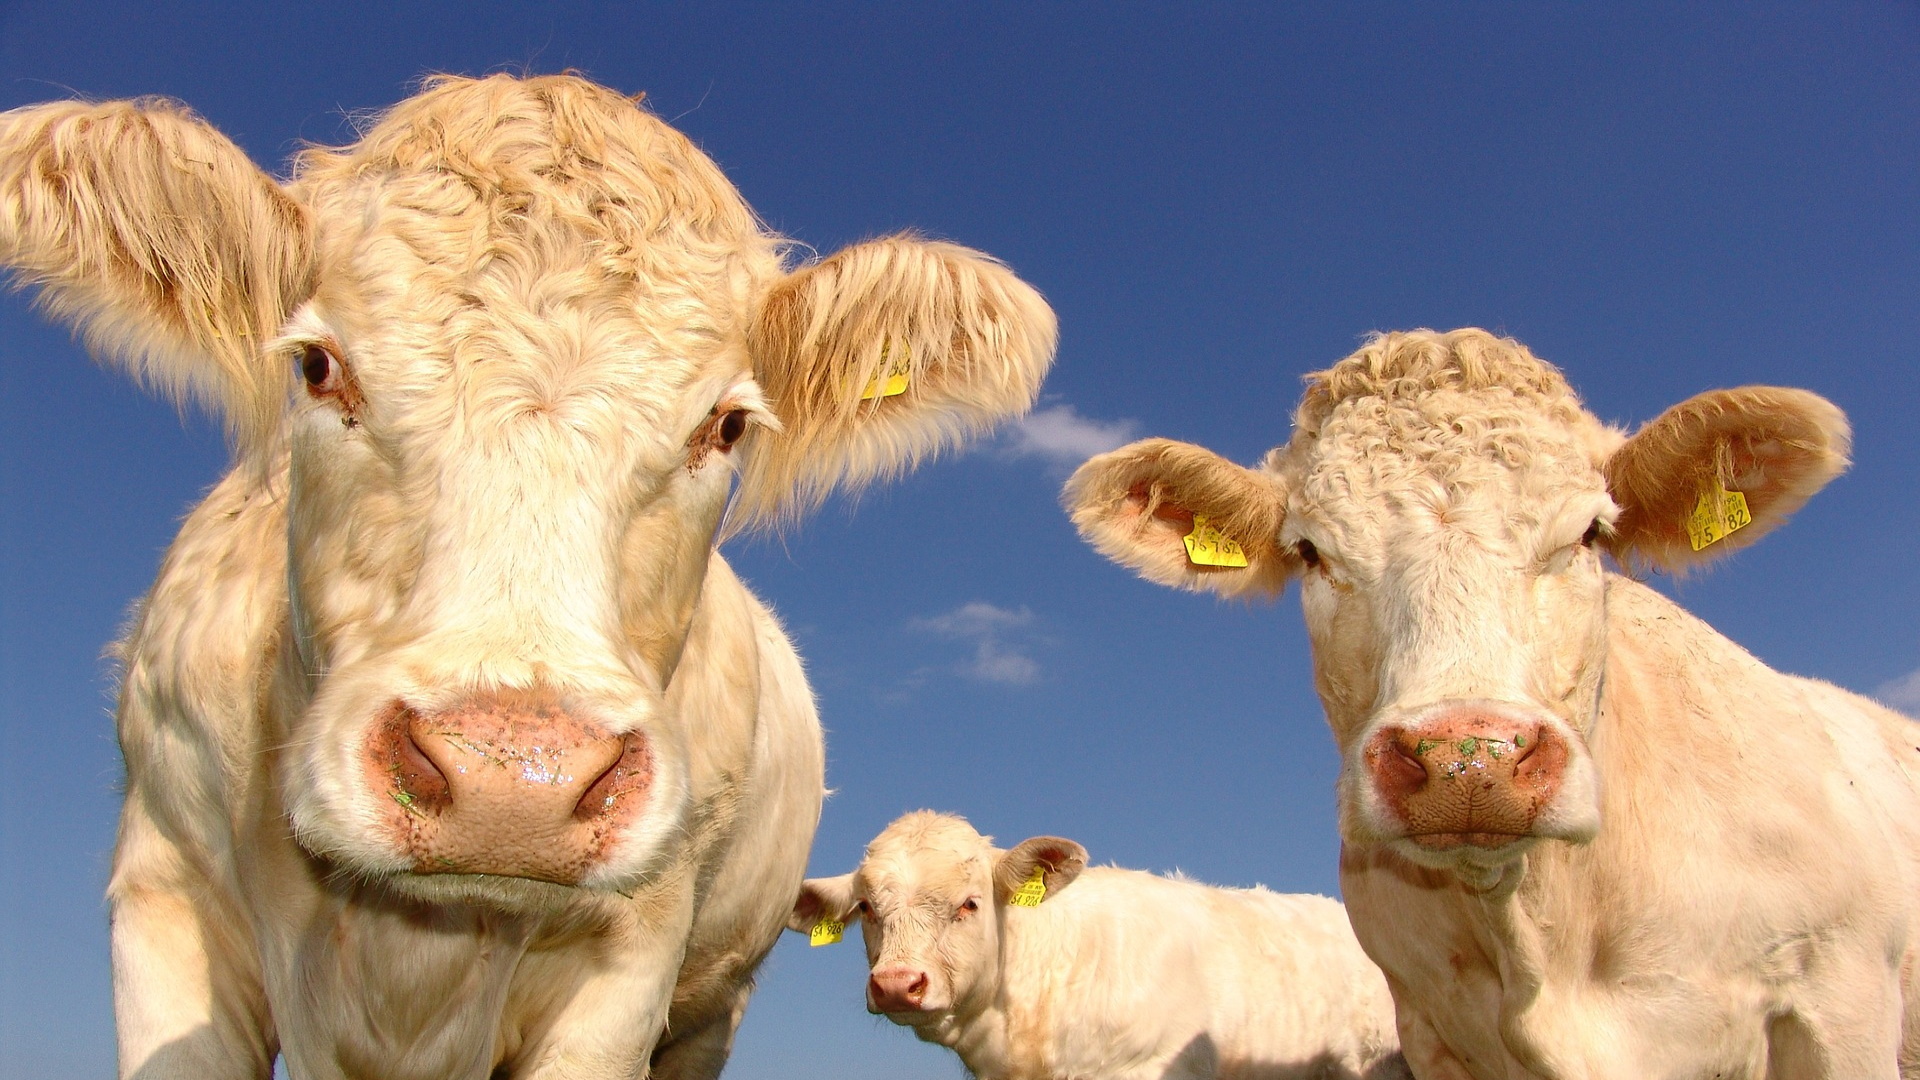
[1067,329,1920,1079]
[791,811,1410,1080]
[0,74,1055,1079]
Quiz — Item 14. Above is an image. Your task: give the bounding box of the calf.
[791,811,1408,1079]
[0,74,1055,1079]
[1066,329,1920,1078]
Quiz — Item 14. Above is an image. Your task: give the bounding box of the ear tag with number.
[809,917,845,946]
[1684,481,1752,552]
[860,340,912,400]
[1183,514,1249,568]
[1009,866,1048,908]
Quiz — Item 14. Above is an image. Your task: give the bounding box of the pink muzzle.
[365,691,651,884]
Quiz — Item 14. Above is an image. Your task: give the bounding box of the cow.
[0,73,1056,1079]
[788,810,1410,1080]
[1064,328,1920,1079]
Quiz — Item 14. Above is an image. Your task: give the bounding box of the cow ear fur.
[994,836,1088,905]
[1603,387,1849,572]
[787,873,859,933]
[0,98,316,461]
[731,234,1057,533]
[1064,438,1296,598]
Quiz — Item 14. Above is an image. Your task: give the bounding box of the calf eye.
[1580,519,1602,547]
[716,409,749,449]
[1295,539,1321,568]
[855,900,872,916]
[299,344,339,393]
[956,898,979,919]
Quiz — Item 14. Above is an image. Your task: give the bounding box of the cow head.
[786,812,1085,1026]
[1067,329,1846,880]
[0,75,1055,908]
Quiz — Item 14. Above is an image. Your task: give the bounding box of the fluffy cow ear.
[1604,387,1849,572]
[787,873,859,933]
[1064,437,1295,598]
[0,98,315,459]
[994,836,1088,905]
[733,235,1057,531]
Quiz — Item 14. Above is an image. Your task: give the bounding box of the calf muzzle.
[867,966,931,1014]
[366,691,651,885]
[1363,710,1568,849]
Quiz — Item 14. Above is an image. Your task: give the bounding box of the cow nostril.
[394,708,450,810]
[907,973,928,1000]
[573,735,646,822]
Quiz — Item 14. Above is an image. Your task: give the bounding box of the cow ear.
[0,98,315,460]
[1064,438,1296,598]
[733,235,1057,531]
[993,836,1088,905]
[787,873,859,933]
[1603,387,1849,572]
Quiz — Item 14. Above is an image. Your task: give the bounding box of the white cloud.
[1875,668,1920,716]
[911,601,1042,686]
[997,405,1137,471]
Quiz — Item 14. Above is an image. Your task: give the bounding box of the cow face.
[0,76,1054,909]
[788,813,1085,1027]
[1068,329,1847,880]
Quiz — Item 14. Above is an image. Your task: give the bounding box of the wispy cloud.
[1875,667,1920,716]
[911,601,1042,686]
[996,404,1137,471]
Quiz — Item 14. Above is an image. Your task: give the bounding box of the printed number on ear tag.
[1009,867,1048,908]
[809,917,845,946]
[1183,515,1249,568]
[860,340,912,400]
[1684,483,1752,552]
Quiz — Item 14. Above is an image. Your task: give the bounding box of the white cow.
[790,811,1410,1079]
[0,74,1056,1079]
[1067,328,1920,1079]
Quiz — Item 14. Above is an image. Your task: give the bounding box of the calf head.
[0,75,1055,907]
[787,812,1085,1024]
[1068,329,1847,878]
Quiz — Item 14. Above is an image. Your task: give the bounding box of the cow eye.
[299,344,339,393]
[715,409,749,449]
[956,898,979,918]
[1295,539,1321,568]
[1580,519,1602,547]
[855,900,872,916]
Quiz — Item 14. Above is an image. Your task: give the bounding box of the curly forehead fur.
[290,75,782,400]
[861,811,993,892]
[1276,328,1623,489]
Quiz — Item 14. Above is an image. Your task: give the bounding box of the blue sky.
[1,4,1916,1077]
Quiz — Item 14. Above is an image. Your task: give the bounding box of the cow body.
[791,812,1408,1080]
[1344,577,1920,1079]
[1,74,1055,1078]
[1067,329,1920,1078]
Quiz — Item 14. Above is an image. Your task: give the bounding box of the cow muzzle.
[1362,707,1571,850]
[867,965,936,1017]
[365,691,651,885]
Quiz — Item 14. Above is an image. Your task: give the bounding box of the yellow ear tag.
[1009,866,1048,908]
[859,340,912,400]
[1684,482,1752,552]
[1183,514,1250,568]
[808,917,845,947]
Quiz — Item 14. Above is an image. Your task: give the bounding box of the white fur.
[1067,329,1916,1078]
[2,74,1054,1079]
[798,813,1408,1080]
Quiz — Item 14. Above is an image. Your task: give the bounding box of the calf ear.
[734,235,1057,531]
[0,99,314,459]
[1604,387,1849,572]
[994,836,1088,904]
[787,873,859,933]
[1064,438,1295,598]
